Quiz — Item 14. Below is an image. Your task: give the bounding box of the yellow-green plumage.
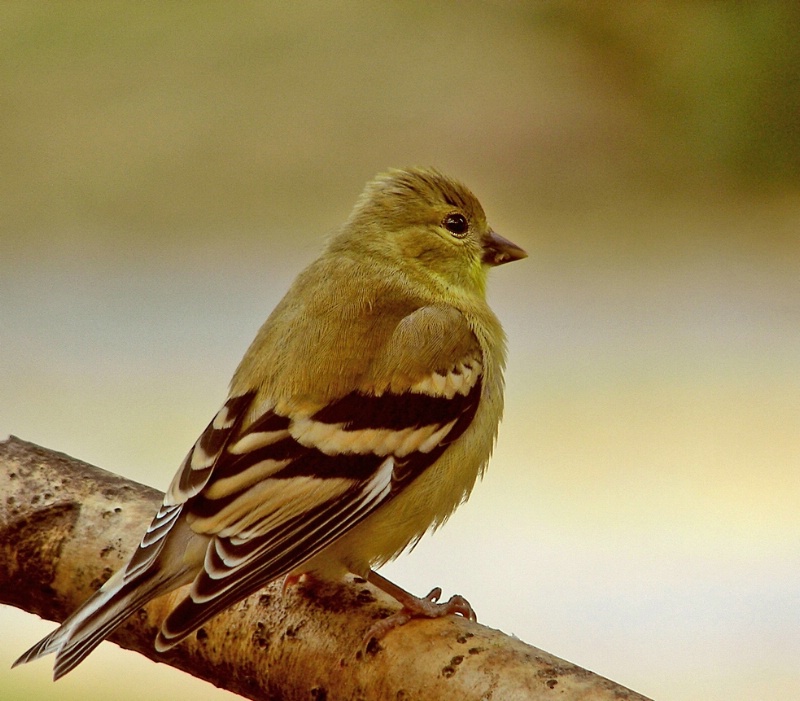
[228,168,517,572]
[14,167,526,679]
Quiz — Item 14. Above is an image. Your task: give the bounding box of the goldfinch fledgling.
[15,167,526,679]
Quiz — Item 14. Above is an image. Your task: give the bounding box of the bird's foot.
[363,570,476,644]
[281,572,316,596]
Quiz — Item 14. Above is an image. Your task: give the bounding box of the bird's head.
[334,167,526,298]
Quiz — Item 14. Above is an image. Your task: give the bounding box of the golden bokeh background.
[2,4,798,700]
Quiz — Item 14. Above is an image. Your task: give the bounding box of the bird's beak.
[482,230,528,266]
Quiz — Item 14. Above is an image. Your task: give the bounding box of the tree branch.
[0,436,652,700]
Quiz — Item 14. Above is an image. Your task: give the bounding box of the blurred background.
[2,3,798,700]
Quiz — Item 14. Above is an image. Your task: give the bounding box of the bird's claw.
[423,587,442,603]
[363,589,477,647]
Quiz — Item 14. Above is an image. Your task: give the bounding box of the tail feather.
[51,583,159,680]
[13,566,185,679]
[13,572,128,669]
[13,626,68,667]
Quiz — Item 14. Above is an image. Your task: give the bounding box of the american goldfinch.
[15,167,526,679]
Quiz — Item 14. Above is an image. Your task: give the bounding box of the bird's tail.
[13,566,178,680]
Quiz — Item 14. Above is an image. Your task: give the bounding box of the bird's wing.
[156,305,484,647]
[122,391,256,580]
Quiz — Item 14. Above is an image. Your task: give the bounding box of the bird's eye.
[443,212,469,238]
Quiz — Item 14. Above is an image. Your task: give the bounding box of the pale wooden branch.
[0,436,652,700]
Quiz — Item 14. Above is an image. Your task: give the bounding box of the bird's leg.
[363,570,477,643]
[281,573,301,596]
[281,572,317,596]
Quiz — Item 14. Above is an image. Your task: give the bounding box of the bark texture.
[0,436,652,700]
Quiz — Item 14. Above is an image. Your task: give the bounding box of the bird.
[14,166,526,679]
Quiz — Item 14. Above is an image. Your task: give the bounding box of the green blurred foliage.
[1,1,798,255]
[539,2,800,189]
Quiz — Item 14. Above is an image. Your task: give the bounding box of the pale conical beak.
[482,230,527,266]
